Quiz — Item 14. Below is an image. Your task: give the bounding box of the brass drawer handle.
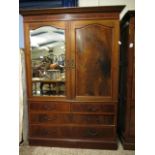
[87,107,98,112]
[46,116,57,121]
[86,116,100,123]
[86,129,98,136]
[86,117,91,122]
[43,104,56,110]
[41,129,57,136]
[39,115,57,122]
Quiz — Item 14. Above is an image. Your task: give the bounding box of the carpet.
[20,142,135,155]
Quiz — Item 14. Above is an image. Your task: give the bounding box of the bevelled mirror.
[30,26,65,96]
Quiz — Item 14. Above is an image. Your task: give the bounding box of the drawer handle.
[86,117,91,122]
[42,130,57,135]
[40,115,57,122]
[43,104,56,110]
[86,116,100,123]
[46,116,57,121]
[87,107,98,112]
[86,129,98,136]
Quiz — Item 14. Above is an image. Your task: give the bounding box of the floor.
[20,141,135,155]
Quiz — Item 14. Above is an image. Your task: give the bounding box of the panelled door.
[70,20,120,102]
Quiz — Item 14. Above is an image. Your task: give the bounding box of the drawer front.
[30,113,72,124]
[30,113,114,125]
[72,114,114,125]
[71,126,115,139]
[29,102,70,112]
[71,103,115,113]
[30,125,71,138]
[30,125,115,139]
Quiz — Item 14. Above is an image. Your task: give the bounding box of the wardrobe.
[20,6,124,149]
[118,11,135,150]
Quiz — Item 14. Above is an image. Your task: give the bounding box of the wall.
[19,14,28,144]
[19,15,24,48]
[79,0,135,19]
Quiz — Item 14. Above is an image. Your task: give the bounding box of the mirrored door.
[29,26,66,96]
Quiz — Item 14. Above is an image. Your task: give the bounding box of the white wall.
[79,0,135,19]
[19,15,24,48]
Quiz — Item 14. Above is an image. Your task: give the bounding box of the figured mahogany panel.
[75,24,113,96]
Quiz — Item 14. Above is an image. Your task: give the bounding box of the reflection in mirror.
[30,26,65,96]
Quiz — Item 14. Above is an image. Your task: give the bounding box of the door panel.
[70,20,119,101]
[76,24,112,96]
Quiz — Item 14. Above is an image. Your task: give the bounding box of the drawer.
[30,125,115,140]
[30,125,71,138]
[29,102,70,112]
[30,113,72,124]
[71,103,115,113]
[72,114,114,125]
[71,126,115,139]
[30,113,114,125]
